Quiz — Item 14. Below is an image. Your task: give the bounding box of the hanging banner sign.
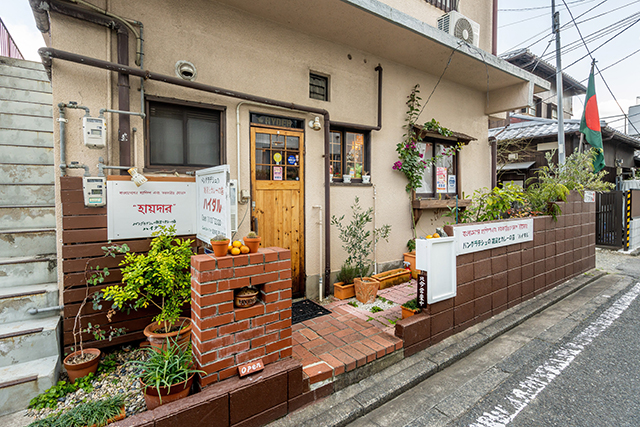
[196,165,231,244]
[454,218,534,255]
[436,167,447,193]
[107,180,195,240]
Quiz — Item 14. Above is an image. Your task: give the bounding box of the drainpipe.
[492,0,498,56]
[58,102,91,176]
[39,48,384,300]
[312,205,323,301]
[372,184,378,275]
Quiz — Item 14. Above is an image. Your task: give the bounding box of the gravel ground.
[595,247,637,273]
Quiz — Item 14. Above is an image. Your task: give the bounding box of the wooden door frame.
[250,125,306,298]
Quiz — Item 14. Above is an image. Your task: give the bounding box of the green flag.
[580,61,605,173]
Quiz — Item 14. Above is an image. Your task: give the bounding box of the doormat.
[292,299,332,325]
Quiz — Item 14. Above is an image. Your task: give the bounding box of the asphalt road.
[349,257,640,427]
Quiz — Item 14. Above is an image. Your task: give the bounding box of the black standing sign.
[417,272,428,308]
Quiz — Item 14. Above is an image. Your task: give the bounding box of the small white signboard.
[584,190,596,203]
[196,165,231,244]
[455,218,534,255]
[107,180,195,240]
[415,236,457,304]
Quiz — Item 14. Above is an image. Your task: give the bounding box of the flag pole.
[552,0,566,165]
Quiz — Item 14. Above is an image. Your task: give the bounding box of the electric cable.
[499,0,597,12]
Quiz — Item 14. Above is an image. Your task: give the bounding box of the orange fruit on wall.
[240,245,250,254]
[231,247,241,256]
[232,240,242,248]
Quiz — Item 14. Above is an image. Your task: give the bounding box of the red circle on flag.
[585,96,601,132]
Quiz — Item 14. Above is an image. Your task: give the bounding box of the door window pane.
[345,132,364,178]
[330,131,342,177]
[255,133,270,148]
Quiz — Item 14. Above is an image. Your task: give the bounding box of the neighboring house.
[490,114,640,187]
[21,0,546,403]
[489,48,586,128]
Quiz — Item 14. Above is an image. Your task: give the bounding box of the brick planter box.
[396,192,596,356]
[191,247,293,387]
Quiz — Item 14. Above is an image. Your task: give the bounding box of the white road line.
[470,282,640,427]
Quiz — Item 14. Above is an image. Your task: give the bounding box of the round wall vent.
[175,60,197,81]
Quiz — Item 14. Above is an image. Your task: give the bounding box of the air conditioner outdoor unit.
[229,179,238,233]
[437,10,480,47]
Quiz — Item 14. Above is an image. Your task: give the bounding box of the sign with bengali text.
[107,180,195,240]
[196,165,231,244]
[455,218,533,255]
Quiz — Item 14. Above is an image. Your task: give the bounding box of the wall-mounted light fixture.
[308,116,321,131]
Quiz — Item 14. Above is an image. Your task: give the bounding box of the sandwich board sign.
[196,165,231,244]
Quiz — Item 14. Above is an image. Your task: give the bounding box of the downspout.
[492,0,498,56]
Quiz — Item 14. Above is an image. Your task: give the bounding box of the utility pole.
[552,0,566,164]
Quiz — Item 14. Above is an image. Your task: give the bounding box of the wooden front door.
[251,126,305,297]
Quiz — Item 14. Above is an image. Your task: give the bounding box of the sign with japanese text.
[436,167,447,193]
[584,190,595,203]
[417,273,427,308]
[196,165,231,244]
[455,218,533,255]
[107,180,195,240]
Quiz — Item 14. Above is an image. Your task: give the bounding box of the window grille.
[425,0,458,13]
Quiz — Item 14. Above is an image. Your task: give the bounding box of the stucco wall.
[47,0,493,298]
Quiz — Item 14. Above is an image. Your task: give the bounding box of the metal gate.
[596,191,624,248]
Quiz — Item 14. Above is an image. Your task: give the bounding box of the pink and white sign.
[455,218,533,255]
[107,180,196,240]
[436,167,447,193]
[196,165,231,244]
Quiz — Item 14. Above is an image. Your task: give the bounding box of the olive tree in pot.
[331,197,391,304]
[102,225,194,350]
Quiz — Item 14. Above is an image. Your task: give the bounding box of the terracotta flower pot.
[243,236,262,253]
[372,268,411,290]
[401,306,420,319]
[141,373,195,410]
[354,277,379,304]
[143,317,192,350]
[211,239,230,257]
[333,282,355,300]
[63,348,101,383]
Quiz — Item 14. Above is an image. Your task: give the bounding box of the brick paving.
[292,279,417,385]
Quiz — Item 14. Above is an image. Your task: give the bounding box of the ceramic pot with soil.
[143,317,192,350]
[141,374,195,410]
[63,348,101,383]
[354,277,379,304]
[243,234,262,253]
[211,238,230,257]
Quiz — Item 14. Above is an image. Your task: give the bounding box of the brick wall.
[191,247,293,387]
[397,192,596,356]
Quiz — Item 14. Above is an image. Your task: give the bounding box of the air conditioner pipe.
[28,305,63,315]
[39,47,384,300]
[58,102,91,176]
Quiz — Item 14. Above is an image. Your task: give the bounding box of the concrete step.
[0,283,59,323]
[0,229,56,257]
[0,165,54,185]
[0,113,52,133]
[0,100,52,118]
[0,184,55,206]
[0,207,55,230]
[0,256,57,288]
[0,316,60,367]
[0,57,47,72]
[0,355,60,416]
[0,75,51,94]
[0,146,53,165]
[0,128,53,148]
[0,63,48,82]
[0,87,52,105]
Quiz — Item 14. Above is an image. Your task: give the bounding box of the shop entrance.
[250,125,305,297]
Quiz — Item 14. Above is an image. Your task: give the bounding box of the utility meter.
[82,117,106,149]
[82,177,106,207]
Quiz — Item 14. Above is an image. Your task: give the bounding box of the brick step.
[0,255,57,288]
[0,283,59,323]
[0,206,55,230]
[0,316,60,368]
[0,355,59,416]
[0,228,56,257]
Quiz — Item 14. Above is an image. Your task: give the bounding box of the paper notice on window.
[436,167,447,193]
[448,175,456,193]
[273,166,283,181]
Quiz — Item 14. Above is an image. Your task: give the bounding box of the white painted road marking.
[470,283,640,427]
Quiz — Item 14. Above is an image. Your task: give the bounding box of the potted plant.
[333,263,357,300]
[27,395,126,427]
[331,197,391,304]
[210,233,230,257]
[131,338,204,410]
[102,225,194,349]
[243,231,262,253]
[343,173,352,183]
[401,298,421,319]
[362,171,370,184]
[64,243,129,383]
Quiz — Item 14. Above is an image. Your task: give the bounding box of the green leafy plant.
[331,197,391,279]
[336,263,357,285]
[130,339,203,402]
[246,231,258,238]
[458,183,531,223]
[370,306,383,313]
[388,319,397,325]
[28,374,96,410]
[28,395,125,427]
[102,225,194,330]
[348,301,358,308]
[83,322,127,342]
[406,238,416,252]
[211,233,228,241]
[402,298,421,312]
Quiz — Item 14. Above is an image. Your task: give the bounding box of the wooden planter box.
[403,252,418,279]
[372,268,411,290]
[333,282,355,300]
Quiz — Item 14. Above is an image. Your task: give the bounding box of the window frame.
[309,72,329,102]
[144,96,226,173]
[425,0,458,12]
[329,127,370,183]
[415,135,460,199]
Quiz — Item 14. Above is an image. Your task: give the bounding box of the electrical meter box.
[83,177,106,207]
[82,117,106,149]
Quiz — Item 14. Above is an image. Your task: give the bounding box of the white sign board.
[415,236,457,304]
[584,190,596,203]
[196,165,231,244]
[455,218,533,255]
[107,180,195,240]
